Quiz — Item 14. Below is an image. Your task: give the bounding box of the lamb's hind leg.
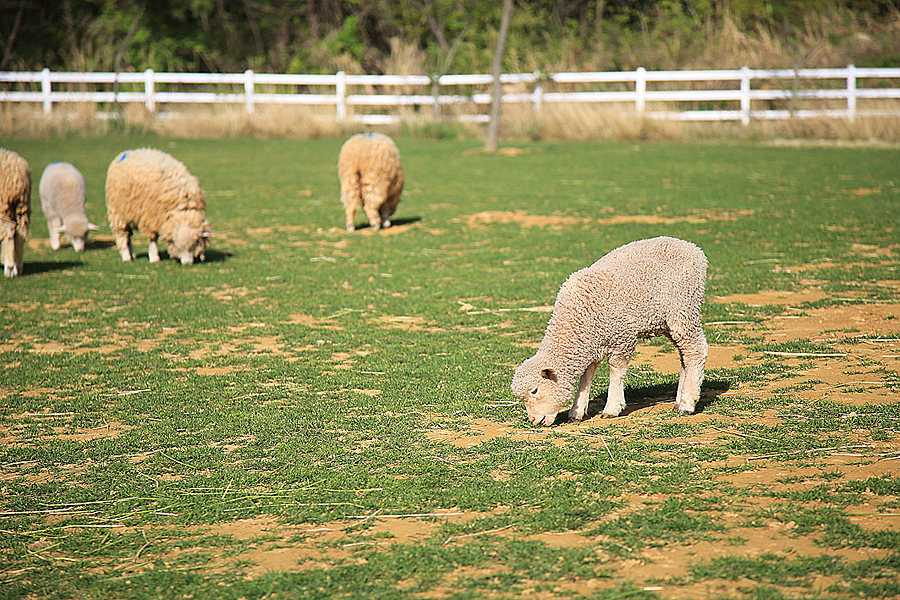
[340,174,361,232]
[568,362,598,422]
[362,189,385,231]
[672,331,708,415]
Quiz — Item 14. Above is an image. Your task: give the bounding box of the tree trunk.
[484,0,513,153]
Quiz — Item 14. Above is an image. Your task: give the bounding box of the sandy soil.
[3,289,898,597]
[198,293,898,596]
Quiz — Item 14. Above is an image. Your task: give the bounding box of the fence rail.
[1,66,899,125]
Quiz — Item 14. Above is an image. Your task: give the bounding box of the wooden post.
[484,0,513,152]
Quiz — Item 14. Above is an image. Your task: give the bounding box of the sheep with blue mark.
[511,236,709,425]
[0,148,32,278]
[337,133,404,231]
[39,162,98,252]
[105,148,211,265]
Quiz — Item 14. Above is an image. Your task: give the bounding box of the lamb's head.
[160,211,211,265]
[511,354,573,426]
[59,217,99,253]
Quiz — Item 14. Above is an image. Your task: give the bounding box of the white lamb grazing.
[511,236,708,426]
[105,148,211,265]
[337,133,404,231]
[0,148,32,278]
[39,162,98,252]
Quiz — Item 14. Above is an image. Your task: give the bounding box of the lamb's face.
[63,220,98,253]
[162,213,211,265]
[511,356,572,426]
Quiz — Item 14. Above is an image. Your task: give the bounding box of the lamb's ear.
[540,367,557,383]
[88,223,99,231]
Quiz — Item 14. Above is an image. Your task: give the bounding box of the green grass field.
[1,135,899,599]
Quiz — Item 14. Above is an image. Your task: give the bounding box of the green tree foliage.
[1,0,898,73]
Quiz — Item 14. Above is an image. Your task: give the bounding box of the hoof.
[600,413,616,419]
[674,407,695,415]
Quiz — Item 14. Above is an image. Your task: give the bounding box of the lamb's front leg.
[568,362,598,422]
[148,238,161,263]
[114,228,135,262]
[674,333,708,415]
[601,354,631,417]
[48,218,63,250]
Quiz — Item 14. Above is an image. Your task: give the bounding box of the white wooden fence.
[1,66,898,125]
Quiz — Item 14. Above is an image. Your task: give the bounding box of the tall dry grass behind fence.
[3,98,899,144]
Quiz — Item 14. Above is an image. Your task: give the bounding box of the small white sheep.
[105,148,211,265]
[511,236,708,425]
[39,162,98,253]
[0,148,32,278]
[337,133,404,231]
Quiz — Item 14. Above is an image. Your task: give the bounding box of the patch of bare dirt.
[371,315,445,332]
[285,313,345,330]
[465,210,584,229]
[197,511,483,578]
[462,209,755,230]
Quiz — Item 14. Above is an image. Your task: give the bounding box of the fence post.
[41,68,52,114]
[635,67,646,114]
[532,70,543,112]
[244,69,254,113]
[336,71,346,121]
[144,68,155,113]
[431,74,441,122]
[846,64,857,122]
[740,66,751,126]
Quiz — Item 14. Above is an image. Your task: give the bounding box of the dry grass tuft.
[152,105,346,139]
[500,103,685,142]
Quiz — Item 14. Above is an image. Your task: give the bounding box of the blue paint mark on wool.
[118,152,128,162]
[362,133,376,138]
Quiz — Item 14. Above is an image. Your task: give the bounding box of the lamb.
[39,162,98,252]
[337,133,404,231]
[0,148,32,278]
[511,236,708,426]
[105,148,211,265]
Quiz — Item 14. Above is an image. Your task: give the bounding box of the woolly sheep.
[511,236,708,426]
[105,148,211,265]
[0,148,32,278]
[337,133,404,231]
[39,162,98,253]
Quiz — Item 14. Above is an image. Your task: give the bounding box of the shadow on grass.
[85,239,116,251]
[352,216,422,230]
[155,248,233,264]
[22,261,83,275]
[551,378,731,424]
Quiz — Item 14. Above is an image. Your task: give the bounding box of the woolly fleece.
[511,236,708,425]
[337,133,403,231]
[39,162,97,252]
[105,148,211,265]
[0,148,32,277]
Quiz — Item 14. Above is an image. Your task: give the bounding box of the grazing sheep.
[511,236,708,426]
[105,148,211,265]
[337,133,404,231]
[0,148,32,278]
[39,162,98,252]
